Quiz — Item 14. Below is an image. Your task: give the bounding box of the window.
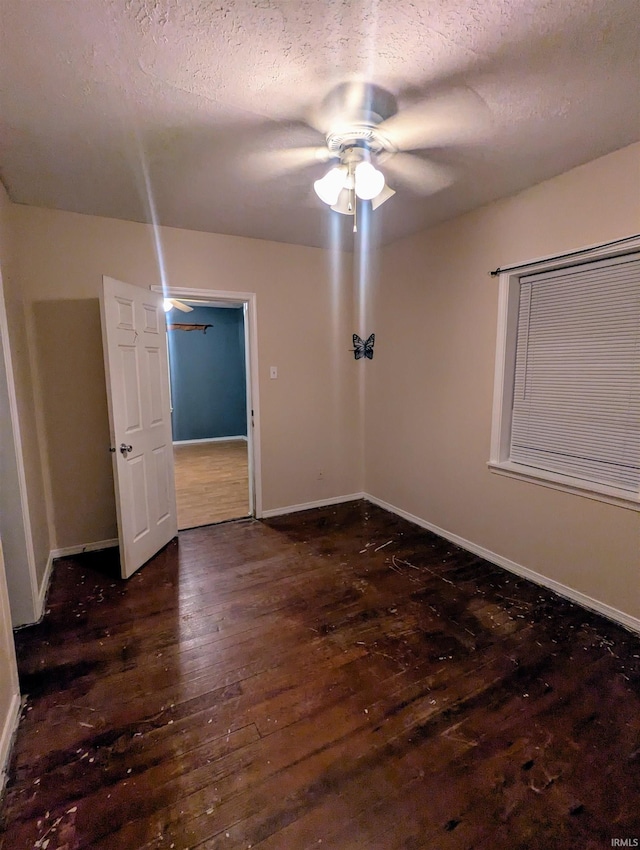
[489,239,640,510]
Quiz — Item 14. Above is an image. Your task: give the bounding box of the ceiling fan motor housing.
[321,81,399,164]
[327,127,396,164]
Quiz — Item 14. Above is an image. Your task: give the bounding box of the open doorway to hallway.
[167,301,251,529]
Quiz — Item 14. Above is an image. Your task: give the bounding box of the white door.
[100,277,178,578]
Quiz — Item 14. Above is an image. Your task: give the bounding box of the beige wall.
[366,142,640,621]
[12,207,361,549]
[6,143,639,625]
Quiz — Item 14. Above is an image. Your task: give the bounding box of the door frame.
[0,267,40,625]
[151,285,262,519]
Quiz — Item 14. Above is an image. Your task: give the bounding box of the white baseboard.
[37,550,55,619]
[364,493,640,635]
[49,538,120,560]
[261,493,366,519]
[173,436,247,446]
[0,692,21,797]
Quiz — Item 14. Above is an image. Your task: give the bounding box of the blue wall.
[168,305,247,441]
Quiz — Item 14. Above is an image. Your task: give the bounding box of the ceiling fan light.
[371,183,396,210]
[313,166,347,205]
[331,187,354,215]
[163,299,174,312]
[354,161,385,200]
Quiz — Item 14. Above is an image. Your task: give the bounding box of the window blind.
[510,252,640,492]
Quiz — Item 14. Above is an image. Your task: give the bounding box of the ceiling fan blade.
[383,154,455,195]
[377,87,490,152]
[308,82,399,135]
[170,300,194,313]
[245,146,332,179]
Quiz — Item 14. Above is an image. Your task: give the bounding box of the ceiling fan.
[163,297,237,313]
[255,81,488,225]
[163,298,193,313]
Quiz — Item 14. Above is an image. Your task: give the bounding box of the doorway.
[153,286,261,529]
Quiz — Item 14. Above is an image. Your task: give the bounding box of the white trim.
[172,436,247,446]
[152,286,262,519]
[0,268,40,622]
[489,269,520,464]
[488,461,640,512]
[243,299,259,518]
[261,493,366,519]
[37,550,55,617]
[49,538,120,560]
[0,692,21,796]
[364,493,640,635]
[493,233,640,277]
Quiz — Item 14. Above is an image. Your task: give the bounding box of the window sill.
[487,461,640,512]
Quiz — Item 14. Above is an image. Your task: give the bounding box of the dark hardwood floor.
[1,500,639,849]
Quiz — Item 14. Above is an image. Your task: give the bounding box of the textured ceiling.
[0,0,638,249]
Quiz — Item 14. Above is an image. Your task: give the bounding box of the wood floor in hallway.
[173,439,250,529]
[1,500,639,849]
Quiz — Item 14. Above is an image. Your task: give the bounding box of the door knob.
[120,443,133,455]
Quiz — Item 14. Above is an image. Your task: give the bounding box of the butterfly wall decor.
[352,333,375,360]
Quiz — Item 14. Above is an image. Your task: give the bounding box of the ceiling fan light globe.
[331,187,354,216]
[313,166,347,206]
[163,299,174,312]
[354,161,385,200]
[371,183,396,210]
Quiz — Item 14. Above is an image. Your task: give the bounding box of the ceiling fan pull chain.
[351,159,357,231]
